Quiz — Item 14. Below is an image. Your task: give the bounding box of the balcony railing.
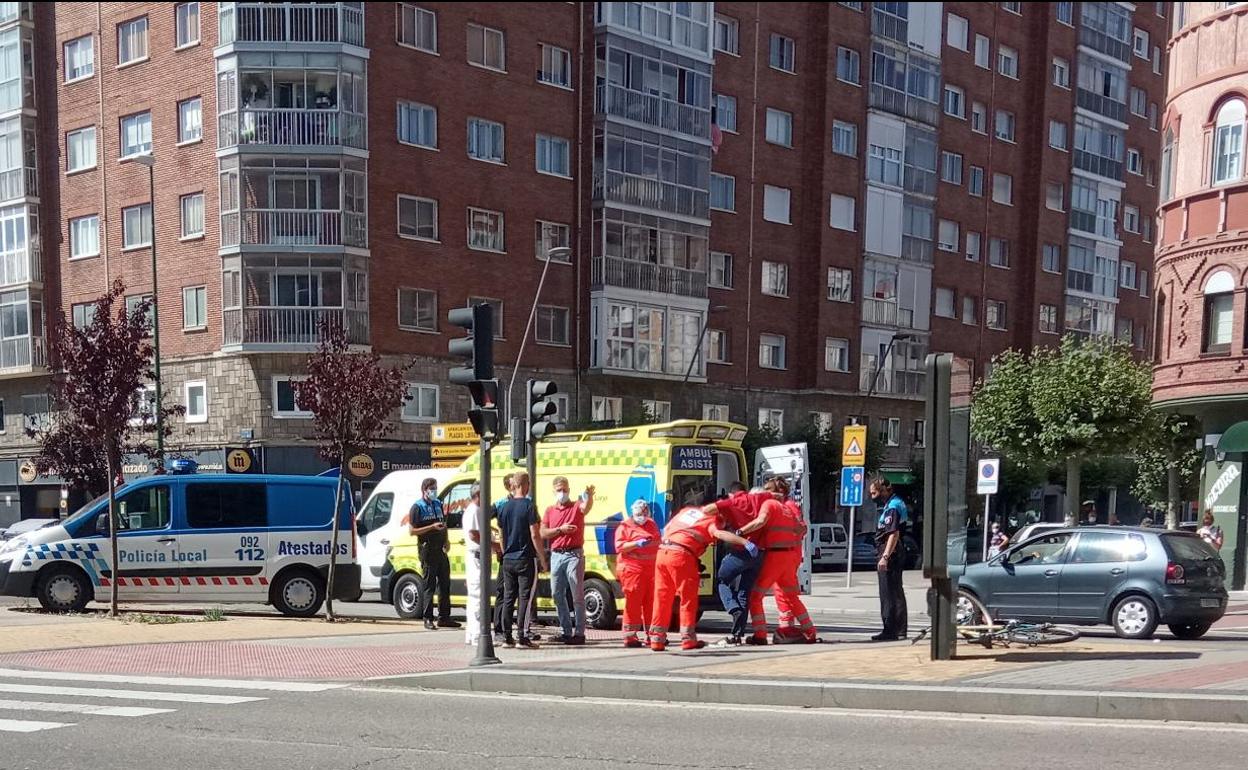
[901,236,933,264]
[221,209,367,249]
[595,83,711,140]
[0,334,46,374]
[1075,88,1127,124]
[592,256,708,299]
[859,366,924,396]
[1073,149,1124,181]
[1079,26,1131,64]
[0,166,36,201]
[903,166,936,197]
[223,306,368,347]
[862,298,919,329]
[871,10,907,45]
[219,108,366,150]
[1069,209,1097,235]
[227,3,365,47]
[595,169,710,221]
[869,85,939,127]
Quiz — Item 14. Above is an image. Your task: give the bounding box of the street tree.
[292,323,407,620]
[1132,413,1203,528]
[27,280,180,616]
[972,336,1154,525]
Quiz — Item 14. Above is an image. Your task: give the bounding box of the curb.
[370,668,1248,724]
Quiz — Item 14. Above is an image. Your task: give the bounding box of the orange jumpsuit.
[614,517,660,646]
[749,499,815,642]
[649,507,719,651]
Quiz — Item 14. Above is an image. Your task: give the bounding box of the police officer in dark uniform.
[870,476,908,641]
[409,477,459,630]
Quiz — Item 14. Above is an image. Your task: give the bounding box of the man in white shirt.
[463,482,486,646]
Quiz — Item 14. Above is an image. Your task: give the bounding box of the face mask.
[423,489,435,501]
[872,494,886,504]
[632,511,648,524]
[556,491,570,505]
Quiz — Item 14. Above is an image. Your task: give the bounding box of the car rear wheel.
[584,577,617,630]
[1167,621,1212,640]
[1111,595,1158,639]
[271,569,325,618]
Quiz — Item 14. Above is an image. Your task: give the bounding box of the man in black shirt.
[495,472,547,648]
[409,476,459,631]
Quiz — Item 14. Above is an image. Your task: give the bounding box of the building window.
[992,173,1013,205]
[1052,56,1070,88]
[971,101,987,134]
[1043,243,1061,273]
[642,400,672,422]
[125,294,154,330]
[1140,269,1150,297]
[836,46,859,85]
[176,3,200,48]
[272,377,311,418]
[704,403,729,421]
[759,333,786,369]
[1039,304,1058,334]
[1203,270,1235,353]
[1056,2,1073,25]
[538,43,571,88]
[1046,183,1065,212]
[880,418,900,447]
[944,84,965,119]
[832,120,857,156]
[947,13,969,51]
[1153,45,1163,75]
[180,192,204,239]
[467,23,506,71]
[913,419,926,448]
[535,305,570,345]
[467,208,504,252]
[182,285,207,330]
[397,101,437,148]
[1124,204,1140,233]
[707,329,729,363]
[1120,260,1138,289]
[1143,217,1154,243]
[715,93,737,132]
[184,380,207,424]
[1213,99,1245,185]
[824,337,850,372]
[536,220,570,261]
[592,396,622,423]
[966,231,981,261]
[710,173,736,212]
[868,144,902,185]
[770,34,795,72]
[71,303,97,331]
[765,108,793,147]
[117,17,148,66]
[941,151,963,184]
[1049,120,1068,151]
[67,127,97,172]
[763,185,791,224]
[714,14,739,55]
[122,204,152,249]
[535,134,571,177]
[969,166,984,197]
[974,34,990,69]
[758,408,784,432]
[827,267,852,302]
[467,117,504,163]
[69,214,100,260]
[398,287,437,332]
[830,194,855,231]
[962,296,978,326]
[986,300,1007,330]
[1129,87,1147,117]
[761,261,789,297]
[1133,27,1149,59]
[397,4,437,53]
[935,287,955,318]
[989,237,1010,268]
[994,110,1016,142]
[397,195,438,241]
[177,97,202,144]
[64,36,94,82]
[402,383,439,422]
[938,219,959,252]
[119,112,152,158]
[998,45,1018,78]
[1149,102,1159,131]
[1127,148,1143,175]
[710,252,733,289]
[1002,2,1022,14]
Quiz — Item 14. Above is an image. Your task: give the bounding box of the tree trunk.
[325,462,345,622]
[1064,456,1081,527]
[1166,463,1180,530]
[106,453,119,618]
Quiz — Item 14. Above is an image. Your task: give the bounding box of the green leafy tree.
[1132,414,1202,527]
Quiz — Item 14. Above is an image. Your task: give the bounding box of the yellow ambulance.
[379,420,757,629]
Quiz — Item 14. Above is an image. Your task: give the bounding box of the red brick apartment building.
[0,2,1166,520]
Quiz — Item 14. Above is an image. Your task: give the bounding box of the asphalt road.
[4,685,1247,770]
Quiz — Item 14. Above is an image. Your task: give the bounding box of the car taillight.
[814,548,822,559]
[1166,562,1185,584]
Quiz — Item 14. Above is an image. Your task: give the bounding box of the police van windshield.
[670,448,742,511]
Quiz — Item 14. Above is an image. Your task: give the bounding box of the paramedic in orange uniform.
[649,505,753,651]
[747,478,817,644]
[614,499,660,648]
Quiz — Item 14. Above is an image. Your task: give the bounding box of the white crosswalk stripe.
[0,669,346,692]
[0,717,70,733]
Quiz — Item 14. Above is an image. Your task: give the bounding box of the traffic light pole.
[525,379,538,505]
[470,436,500,667]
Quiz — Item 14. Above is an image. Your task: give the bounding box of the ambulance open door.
[753,443,812,594]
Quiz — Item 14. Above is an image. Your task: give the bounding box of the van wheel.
[37,566,91,613]
[272,570,325,618]
[393,574,424,620]
[584,578,617,630]
[1112,595,1158,639]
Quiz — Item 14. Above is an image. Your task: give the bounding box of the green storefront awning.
[1218,421,1248,454]
[882,470,916,486]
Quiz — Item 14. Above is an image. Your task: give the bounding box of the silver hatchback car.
[958,526,1228,639]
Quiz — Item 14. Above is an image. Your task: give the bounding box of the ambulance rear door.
[753,443,812,594]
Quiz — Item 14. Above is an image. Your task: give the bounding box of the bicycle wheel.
[1006,625,1081,646]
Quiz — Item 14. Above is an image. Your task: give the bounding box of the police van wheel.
[271,570,325,618]
[393,574,425,620]
[36,566,91,613]
[584,578,617,630]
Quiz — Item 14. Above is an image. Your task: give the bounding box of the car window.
[1163,533,1219,562]
[819,528,834,543]
[115,485,172,533]
[186,483,267,529]
[834,527,847,543]
[1007,532,1070,566]
[360,493,394,533]
[440,482,473,530]
[1071,532,1144,563]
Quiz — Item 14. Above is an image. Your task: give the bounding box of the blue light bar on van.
[168,458,198,475]
[649,426,696,439]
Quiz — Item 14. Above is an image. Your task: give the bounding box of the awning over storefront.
[882,470,916,486]
[1217,421,1248,454]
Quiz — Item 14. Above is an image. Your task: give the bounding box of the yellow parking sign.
[842,425,867,467]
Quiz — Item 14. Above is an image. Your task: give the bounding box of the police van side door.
[176,481,269,597]
[754,443,812,594]
[110,483,180,598]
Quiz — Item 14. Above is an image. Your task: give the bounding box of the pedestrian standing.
[987,522,1009,560]
[491,473,515,643]
[462,481,498,646]
[870,477,907,642]
[1198,509,1225,551]
[495,472,546,648]
[614,499,660,648]
[710,481,765,646]
[541,476,595,645]
[1082,500,1098,526]
[409,477,459,631]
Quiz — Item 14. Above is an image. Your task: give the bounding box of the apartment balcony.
[221,208,366,250]
[901,236,933,264]
[1073,149,1124,181]
[595,83,710,141]
[869,85,939,127]
[1079,26,1131,65]
[594,169,709,221]
[221,2,365,48]
[592,256,707,299]
[222,306,368,350]
[0,165,36,202]
[0,335,45,377]
[219,108,366,151]
[862,298,917,329]
[1069,209,1098,236]
[1075,88,1127,125]
[859,362,924,397]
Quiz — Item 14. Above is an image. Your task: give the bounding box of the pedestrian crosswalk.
[0,668,346,733]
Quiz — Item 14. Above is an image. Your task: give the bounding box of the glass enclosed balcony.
[0,24,34,118]
[219,156,367,250]
[221,254,368,349]
[219,2,365,48]
[0,285,45,376]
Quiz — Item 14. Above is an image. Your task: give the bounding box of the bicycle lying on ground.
[911,590,1081,648]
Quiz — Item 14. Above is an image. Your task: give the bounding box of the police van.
[0,464,358,617]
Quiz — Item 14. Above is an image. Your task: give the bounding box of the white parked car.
[809,523,849,571]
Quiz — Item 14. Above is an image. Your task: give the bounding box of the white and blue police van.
[0,462,358,617]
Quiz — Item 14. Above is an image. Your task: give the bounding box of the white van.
[354,468,457,597]
[810,523,849,571]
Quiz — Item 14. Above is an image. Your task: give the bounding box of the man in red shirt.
[540,476,595,645]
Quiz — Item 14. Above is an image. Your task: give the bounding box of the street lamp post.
[505,245,573,421]
[133,153,164,466]
[683,305,730,384]
[865,332,915,401]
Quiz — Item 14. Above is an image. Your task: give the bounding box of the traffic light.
[528,379,559,442]
[448,304,494,385]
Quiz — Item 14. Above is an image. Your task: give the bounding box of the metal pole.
[506,252,558,416]
[148,163,164,465]
[471,438,500,666]
[845,505,856,588]
[683,317,711,384]
[981,493,991,562]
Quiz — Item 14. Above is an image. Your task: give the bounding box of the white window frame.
[710,173,736,212]
[1124,204,1141,234]
[536,220,571,262]
[466,117,505,164]
[117,17,149,67]
[758,333,786,369]
[1049,120,1068,151]
[998,45,1018,79]
[1133,27,1149,60]
[715,93,738,133]
[770,34,796,73]
[184,380,207,424]
[966,231,981,262]
[67,126,97,173]
[272,376,311,418]
[466,22,506,72]
[1046,183,1065,212]
[397,100,438,149]
[1039,304,1059,334]
[175,3,200,49]
[992,172,1013,205]
[707,329,730,364]
[538,43,572,89]
[944,84,965,119]
[969,166,985,197]
[1127,148,1143,175]
[397,4,438,54]
[710,251,733,289]
[974,35,990,69]
[938,219,959,252]
[836,46,860,85]
[703,403,730,421]
[824,337,850,373]
[971,102,987,134]
[535,305,570,346]
[989,237,1011,268]
[829,194,855,231]
[179,192,204,239]
[986,300,1007,331]
[995,109,1016,142]
[832,120,857,157]
[947,13,969,51]
[1052,56,1070,89]
[761,261,790,298]
[122,204,152,249]
[758,408,784,433]
[941,151,963,185]
[763,185,791,224]
[934,287,956,318]
[592,396,623,424]
[119,112,152,159]
[642,399,672,423]
[466,207,505,253]
[765,108,794,147]
[397,287,437,333]
[177,97,202,145]
[827,267,852,303]
[714,14,740,56]
[64,35,94,83]
[402,383,440,423]
[535,133,571,178]
[69,214,100,260]
[182,285,207,330]
[397,195,439,242]
[1042,243,1061,274]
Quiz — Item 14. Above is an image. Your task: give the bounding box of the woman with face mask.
[988,522,1009,560]
[614,499,661,648]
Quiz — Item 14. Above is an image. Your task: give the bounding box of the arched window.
[1213,99,1246,185]
[1203,269,1236,353]
[1160,127,1175,200]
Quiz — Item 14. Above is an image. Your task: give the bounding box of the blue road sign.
[840,466,864,508]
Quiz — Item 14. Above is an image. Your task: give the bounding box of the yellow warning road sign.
[431,423,478,443]
[431,443,477,460]
[842,425,867,467]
